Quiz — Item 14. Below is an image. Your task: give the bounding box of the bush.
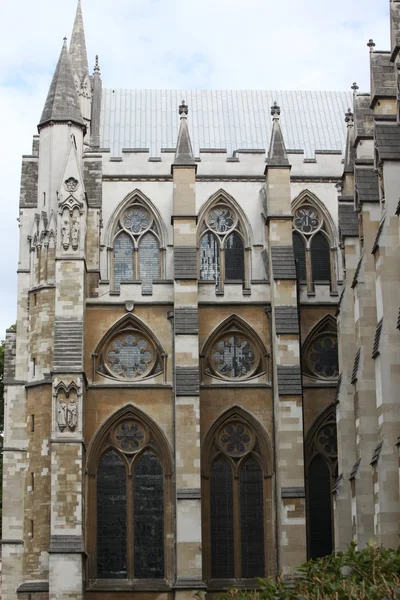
[218,543,400,600]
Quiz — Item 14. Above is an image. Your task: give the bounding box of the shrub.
[217,543,400,600]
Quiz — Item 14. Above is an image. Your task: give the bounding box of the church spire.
[173,101,196,168]
[38,38,85,130]
[69,0,89,82]
[266,102,289,166]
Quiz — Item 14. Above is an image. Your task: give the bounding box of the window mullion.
[127,469,134,579]
[233,472,242,580]
[134,246,139,280]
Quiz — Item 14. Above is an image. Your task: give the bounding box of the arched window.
[93,313,166,383]
[198,192,250,291]
[305,405,338,560]
[292,193,336,292]
[302,315,339,381]
[200,315,269,383]
[112,202,161,291]
[202,408,274,582]
[87,406,173,585]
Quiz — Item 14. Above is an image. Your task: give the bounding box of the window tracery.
[198,192,250,291]
[292,192,336,292]
[302,315,339,381]
[87,405,173,584]
[201,407,274,581]
[201,316,268,383]
[112,200,162,291]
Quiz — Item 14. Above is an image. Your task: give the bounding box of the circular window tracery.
[316,423,337,457]
[210,333,258,379]
[307,335,338,379]
[208,206,236,234]
[122,207,151,234]
[113,420,147,453]
[217,422,254,457]
[294,206,320,235]
[105,332,156,380]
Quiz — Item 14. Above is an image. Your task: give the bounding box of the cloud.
[0,0,391,337]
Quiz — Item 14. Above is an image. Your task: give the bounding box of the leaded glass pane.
[308,455,333,559]
[114,233,134,290]
[240,457,264,578]
[225,232,244,280]
[200,232,220,281]
[311,232,331,282]
[97,451,127,578]
[208,207,235,233]
[134,451,164,578]
[123,207,151,234]
[139,232,160,284]
[105,334,155,380]
[308,335,338,378]
[294,206,320,234]
[293,232,306,281]
[210,457,234,578]
[211,335,257,379]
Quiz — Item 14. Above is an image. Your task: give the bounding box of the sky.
[0,0,390,339]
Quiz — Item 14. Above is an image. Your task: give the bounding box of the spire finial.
[179,100,188,118]
[351,82,359,94]
[367,38,376,52]
[345,107,354,125]
[63,37,68,44]
[271,101,281,120]
[94,55,101,75]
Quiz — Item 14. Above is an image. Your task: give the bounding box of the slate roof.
[275,306,299,334]
[370,441,383,465]
[375,124,400,160]
[351,348,361,383]
[372,318,383,359]
[339,204,359,237]
[100,89,352,157]
[351,255,363,288]
[39,39,85,129]
[271,246,297,280]
[349,458,361,480]
[355,168,379,203]
[371,217,386,254]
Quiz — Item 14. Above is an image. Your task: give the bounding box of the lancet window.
[199,198,248,290]
[86,406,173,584]
[305,405,338,560]
[112,202,162,291]
[302,315,339,381]
[202,408,274,582]
[292,194,336,293]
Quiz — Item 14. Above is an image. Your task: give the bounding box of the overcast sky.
[0,0,390,339]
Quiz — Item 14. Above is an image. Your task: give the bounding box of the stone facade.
[3,2,400,599]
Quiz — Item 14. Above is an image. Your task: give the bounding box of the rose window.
[294,206,320,235]
[210,334,257,379]
[113,421,146,453]
[308,335,338,378]
[122,207,151,234]
[218,423,253,457]
[208,207,235,233]
[105,333,155,380]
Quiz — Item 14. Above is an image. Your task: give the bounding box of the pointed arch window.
[87,407,173,585]
[302,315,339,381]
[292,196,336,292]
[201,316,269,383]
[199,200,248,290]
[202,409,274,583]
[112,203,161,290]
[94,314,166,383]
[305,406,338,560]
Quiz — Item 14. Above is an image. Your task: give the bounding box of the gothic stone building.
[3,1,400,599]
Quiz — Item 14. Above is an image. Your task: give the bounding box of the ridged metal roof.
[100,89,352,158]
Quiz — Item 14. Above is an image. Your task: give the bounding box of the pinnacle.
[70,0,89,81]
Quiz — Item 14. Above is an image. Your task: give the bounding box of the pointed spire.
[69,0,89,82]
[173,100,196,168]
[266,102,289,166]
[38,38,85,130]
[343,107,355,174]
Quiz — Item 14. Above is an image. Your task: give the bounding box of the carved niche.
[54,381,81,432]
[58,178,84,252]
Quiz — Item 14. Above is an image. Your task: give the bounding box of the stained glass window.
[210,457,234,579]
[308,455,333,559]
[311,232,331,282]
[139,232,160,285]
[294,206,320,234]
[211,335,257,379]
[97,451,127,579]
[225,232,244,280]
[308,335,338,378]
[105,333,155,380]
[200,232,220,281]
[208,207,235,233]
[240,457,264,578]
[114,233,134,290]
[134,451,164,578]
[293,232,307,282]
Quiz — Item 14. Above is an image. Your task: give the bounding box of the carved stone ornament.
[62,219,71,250]
[64,177,79,193]
[125,301,135,313]
[55,382,80,433]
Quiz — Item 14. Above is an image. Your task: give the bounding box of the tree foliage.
[218,543,400,600]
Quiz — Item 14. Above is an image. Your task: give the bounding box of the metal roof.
[100,89,352,158]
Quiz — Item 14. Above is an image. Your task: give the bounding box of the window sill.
[206,578,262,591]
[87,579,171,592]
